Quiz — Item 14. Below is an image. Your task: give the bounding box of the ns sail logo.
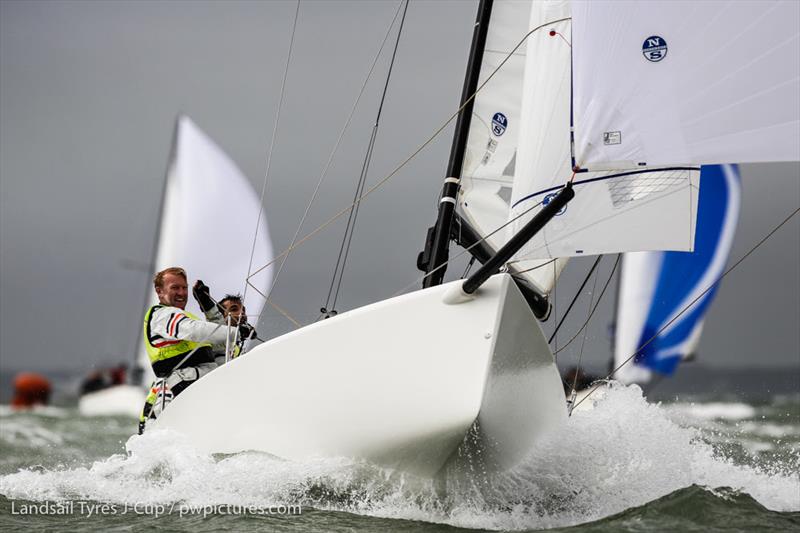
[492,112,508,136]
[642,36,667,62]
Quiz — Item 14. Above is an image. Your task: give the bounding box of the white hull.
[78,385,146,417]
[154,274,566,477]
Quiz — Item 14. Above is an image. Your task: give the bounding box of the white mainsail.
[136,115,274,382]
[571,0,800,169]
[458,0,573,294]
[458,1,543,282]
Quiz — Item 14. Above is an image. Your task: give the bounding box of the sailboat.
[612,164,742,387]
[569,163,743,409]
[78,115,273,416]
[150,0,799,479]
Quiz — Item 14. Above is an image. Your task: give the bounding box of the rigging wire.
[248,0,407,306]
[245,17,571,285]
[572,206,800,411]
[548,255,603,344]
[553,254,620,357]
[244,0,300,305]
[568,256,602,413]
[322,0,410,318]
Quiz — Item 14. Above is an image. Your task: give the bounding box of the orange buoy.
[11,372,52,408]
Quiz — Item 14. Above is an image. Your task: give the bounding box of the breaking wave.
[1,385,798,530]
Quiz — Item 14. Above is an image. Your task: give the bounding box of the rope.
[257,0,407,305]
[572,206,800,410]
[322,0,410,317]
[244,0,300,304]
[242,282,303,328]
[246,17,571,284]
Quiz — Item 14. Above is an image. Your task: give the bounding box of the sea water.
[0,385,798,532]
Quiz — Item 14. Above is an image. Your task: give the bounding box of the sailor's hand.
[192,280,215,312]
[238,322,257,341]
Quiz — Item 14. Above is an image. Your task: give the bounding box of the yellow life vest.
[143,305,212,365]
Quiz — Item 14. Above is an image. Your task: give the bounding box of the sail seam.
[510,166,700,210]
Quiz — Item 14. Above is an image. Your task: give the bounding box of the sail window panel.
[571,0,800,168]
[607,169,689,209]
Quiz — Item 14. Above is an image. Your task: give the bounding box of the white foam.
[0,386,797,531]
[665,402,757,421]
[0,419,64,447]
[0,405,70,418]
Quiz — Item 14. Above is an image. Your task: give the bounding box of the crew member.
[139,267,251,432]
[192,281,256,365]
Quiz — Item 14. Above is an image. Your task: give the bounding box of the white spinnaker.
[136,116,274,382]
[571,0,800,168]
[509,2,699,270]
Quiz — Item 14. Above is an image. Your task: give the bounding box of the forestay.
[136,116,274,381]
[571,0,800,168]
[614,165,741,385]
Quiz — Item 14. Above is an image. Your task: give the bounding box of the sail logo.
[542,192,567,215]
[492,112,507,136]
[642,36,667,62]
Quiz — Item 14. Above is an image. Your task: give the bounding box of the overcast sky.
[1,0,798,376]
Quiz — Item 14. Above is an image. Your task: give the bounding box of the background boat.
[78,116,273,416]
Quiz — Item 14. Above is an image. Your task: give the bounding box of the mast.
[130,116,181,385]
[420,0,493,288]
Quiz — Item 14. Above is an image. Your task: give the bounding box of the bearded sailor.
[191,281,257,365]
